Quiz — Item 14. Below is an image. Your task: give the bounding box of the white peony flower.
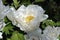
[7,5,48,40]
[0,32,3,39]
[42,26,60,40]
[7,5,48,32]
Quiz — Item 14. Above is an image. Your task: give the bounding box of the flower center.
[24,16,34,23]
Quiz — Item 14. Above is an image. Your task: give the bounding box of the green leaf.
[43,20,55,26]
[56,21,60,26]
[35,0,45,2]
[41,20,56,29]
[20,0,31,6]
[11,31,25,40]
[4,16,11,24]
[57,35,60,40]
[2,22,14,35]
[13,0,19,8]
[2,0,7,4]
[7,38,11,40]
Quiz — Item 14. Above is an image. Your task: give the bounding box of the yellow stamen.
[24,16,34,23]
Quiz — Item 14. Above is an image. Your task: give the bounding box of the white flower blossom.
[7,5,48,40]
[7,5,48,32]
[42,26,60,40]
[0,32,3,39]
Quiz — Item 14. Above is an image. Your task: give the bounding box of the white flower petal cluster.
[0,0,9,31]
[7,5,48,40]
[0,0,9,20]
[24,28,42,40]
[42,26,60,40]
[7,5,48,32]
[24,26,60,40]
[0,32,2,39]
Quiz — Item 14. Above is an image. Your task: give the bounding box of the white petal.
[7,7,17,25]
[0,21,6,31]
[24,28,42,40]
[17,5,26,12]
[39,14,48,22]
[0,0,10,20]
[26,5,45,17]
[42,26,60,40]
[0,32,2,39]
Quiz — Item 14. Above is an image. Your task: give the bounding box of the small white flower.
[42,26,60,40]
[0,32,3,39]
[7,5,48,32]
